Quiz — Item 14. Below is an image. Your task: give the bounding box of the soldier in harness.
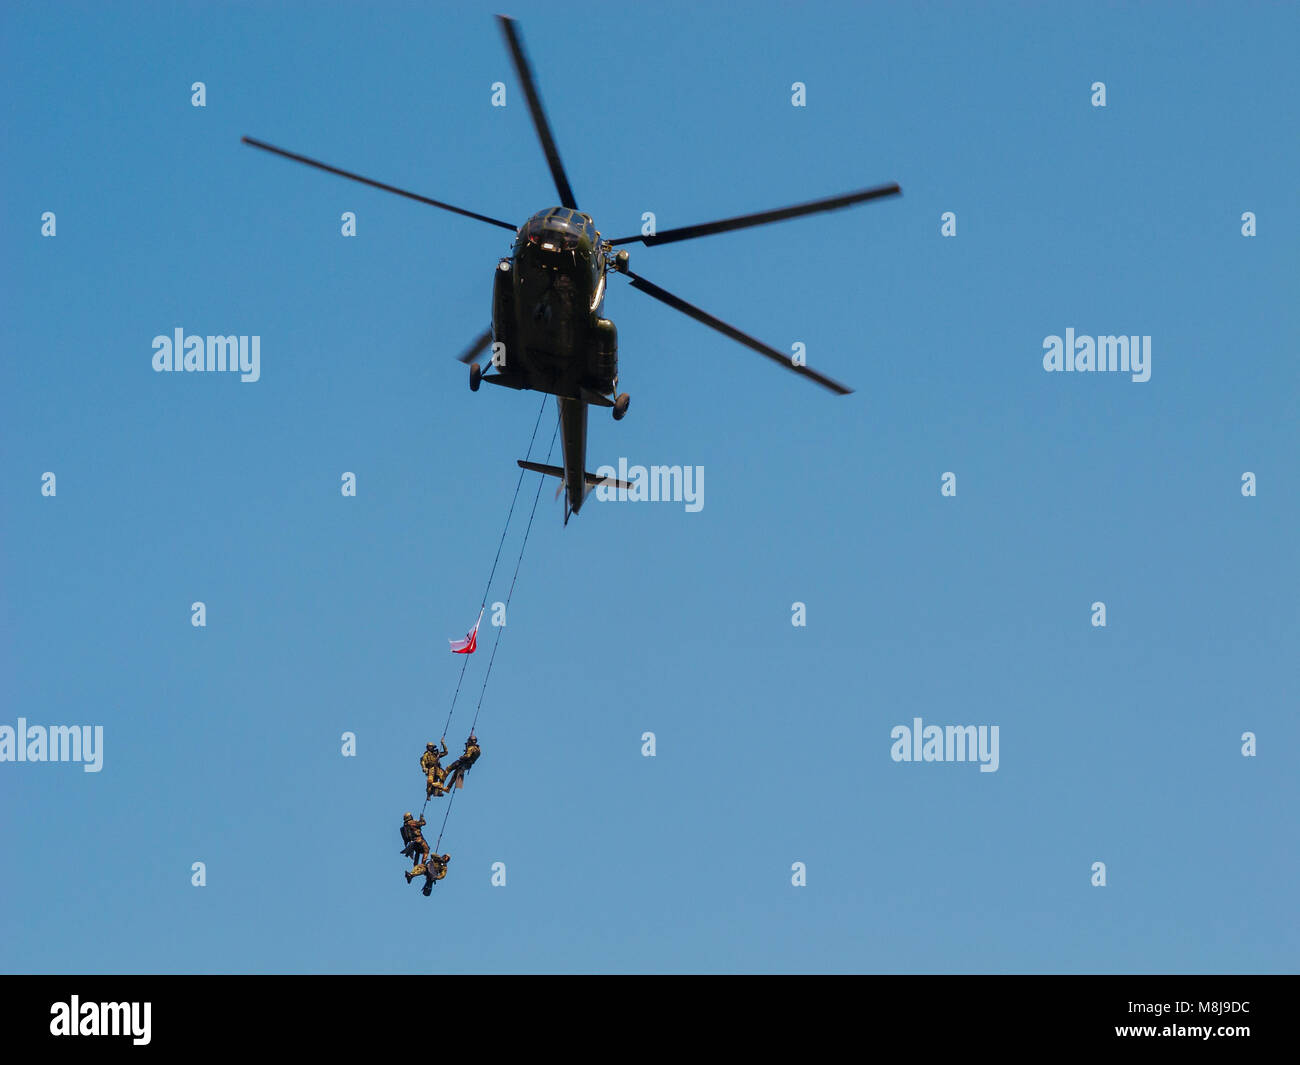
[421,739,449,799]
[406,853,451,896]
[399,811,428,866]
[443,733,481,791]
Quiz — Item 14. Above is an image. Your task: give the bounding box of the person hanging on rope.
[421,739,449,799]
[399,812,415,859]
[443,732,481,791]
[406,852,451,896]
[399,811,429,866]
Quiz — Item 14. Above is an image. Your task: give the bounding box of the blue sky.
[2,0,1296,973]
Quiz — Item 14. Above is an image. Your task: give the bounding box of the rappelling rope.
[420,397,553,821]
[469,407,560,734]
[422,412,559,838]
[433,787,456,851]
[437,394,548,742]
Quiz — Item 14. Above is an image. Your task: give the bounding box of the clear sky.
[2,0,1296,974]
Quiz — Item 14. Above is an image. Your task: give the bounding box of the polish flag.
[449,609,484,654]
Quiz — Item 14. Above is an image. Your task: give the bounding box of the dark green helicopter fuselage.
[491,207,617,515]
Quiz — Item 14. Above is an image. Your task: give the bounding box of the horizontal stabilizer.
[517,460,633,491]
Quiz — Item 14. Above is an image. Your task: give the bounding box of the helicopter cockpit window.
[521,209,593,256]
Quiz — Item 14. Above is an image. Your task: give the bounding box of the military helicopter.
[243,15,900,522]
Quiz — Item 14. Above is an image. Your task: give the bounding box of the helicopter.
[243,15,901,522]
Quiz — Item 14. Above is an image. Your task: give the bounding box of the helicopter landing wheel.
[612,393,630,421]
[470,362,482,392]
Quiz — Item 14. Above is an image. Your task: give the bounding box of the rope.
[411,399,558,875]
[437,395,548,741]
[433,788,456,851]
[406,788,453,888]
[470,407,560,734]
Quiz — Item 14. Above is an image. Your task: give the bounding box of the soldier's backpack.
[400,822,414,845]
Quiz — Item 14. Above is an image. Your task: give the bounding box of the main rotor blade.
[608,183,901,247]
[622,269,852,395]
[456,326,494,364]
[241,136,518,232]
[496,16,578,209]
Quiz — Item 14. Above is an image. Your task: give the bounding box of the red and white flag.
[449,608,484,654]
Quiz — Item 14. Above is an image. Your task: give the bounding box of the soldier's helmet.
[468,733,477,744]
[426,742,436,750]
[404,811,413,820]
